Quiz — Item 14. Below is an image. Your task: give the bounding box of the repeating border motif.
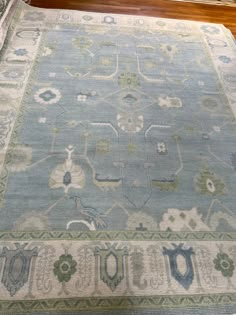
[1,293,236,313]
[0,238,236,302]
[0,230,236,241]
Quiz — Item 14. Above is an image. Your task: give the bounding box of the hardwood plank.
[29,0,236,37]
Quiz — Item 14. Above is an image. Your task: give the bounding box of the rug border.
[0,230,236,241]
[1,293,236,313]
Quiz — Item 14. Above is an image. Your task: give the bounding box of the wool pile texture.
[0,1,236,314]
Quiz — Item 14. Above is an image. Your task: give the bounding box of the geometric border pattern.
[0,230,236,241]
[1,293,236,313]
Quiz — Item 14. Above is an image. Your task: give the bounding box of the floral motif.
[103,16,116,24]
[156,20,166,27]
[134,19,144,26]
[194,169,225,195]
[14,48,28,56]
[126,212,157,230]
[77,94,87,102]
[59,13,72,21]
[53,254,77,283]
[42,47,53,57]
[24,11,46,21]
[213,126,221,133]
[219,55,232,63]
[99,56,112,66]
[67,120,79,128]
[49,145,85,193]
[118,72,140,88]
[152,176,178,191]
[83,15,93,21]
[34,88,61,105]
[8,145,32,172]
[157,142,168,154]
[158,96,182,108]
[38,117,47,123]
[160,43,178,60]
[77,91,96,102]
[213,252,234,278]
[117,113,143,133]
[72,37,93,49]
[201,25,220,35]
[3,69,24,80]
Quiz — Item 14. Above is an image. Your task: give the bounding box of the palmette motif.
[0,236,235,303]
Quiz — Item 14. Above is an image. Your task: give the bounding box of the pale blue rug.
[0,0,236,313]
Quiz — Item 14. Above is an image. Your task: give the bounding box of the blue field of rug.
[0,0,236,313]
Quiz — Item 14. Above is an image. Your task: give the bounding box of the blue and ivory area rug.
[0,0,236,313]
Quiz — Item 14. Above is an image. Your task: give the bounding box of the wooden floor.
[30,0,236,37]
